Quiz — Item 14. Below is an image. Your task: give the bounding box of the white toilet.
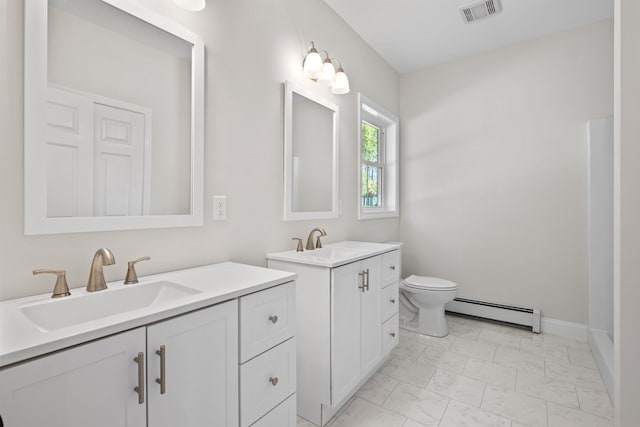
[399,274,458,337]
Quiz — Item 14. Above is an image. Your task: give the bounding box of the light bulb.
[318,60,336,86]
[303,47,323,80]
[174,0,205,11]
[331,68,350,94]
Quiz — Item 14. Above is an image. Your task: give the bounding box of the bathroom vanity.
[0,262,296,427]
[267,241,401,426]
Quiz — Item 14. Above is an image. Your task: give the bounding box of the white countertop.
[0,262,295,368]
[267,240,402,268]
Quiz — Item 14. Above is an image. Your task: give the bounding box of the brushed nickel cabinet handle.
[155,345,166,394]
[358,271,366,292]
[364,269,370,291]
[269,315,279,324]
[269,376,279,386]
[133,352,144,404]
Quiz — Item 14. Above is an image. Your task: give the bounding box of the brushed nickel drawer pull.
[269,315,279,324]
[358,271,366,292]
[389,265,396,270]
[155,345,166,394]
[269,376,279,386]
[390,332,396,338]
[364,269,370,291]
[390,298,396,304]
[133,352,144,404]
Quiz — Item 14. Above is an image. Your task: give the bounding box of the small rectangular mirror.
[283,81,339,221]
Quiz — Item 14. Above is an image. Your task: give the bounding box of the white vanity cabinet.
[0,262,298,427]
[239,281,297,427]
[267,242,401,426]
[0,301,238,427]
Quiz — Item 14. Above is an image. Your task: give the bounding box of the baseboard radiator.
[445,298,541,333]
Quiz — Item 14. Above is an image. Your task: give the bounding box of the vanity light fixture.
[174,0,205,11]
[303,41,350,95]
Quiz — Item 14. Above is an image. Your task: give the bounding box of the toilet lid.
[403,274,458,291]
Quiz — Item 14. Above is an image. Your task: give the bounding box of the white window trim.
[357,93,399,220]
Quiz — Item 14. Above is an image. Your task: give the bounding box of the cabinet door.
[0,328,146,427]
[147,301,239,427]
[330,261,361,405]
[360,255,382,375]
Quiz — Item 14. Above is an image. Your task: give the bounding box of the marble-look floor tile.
[379,357,437,388]
[545,359,606,391]
[417,345,469,374]
[477,329,522,349]
[516,372,579,408]
[356,373,399,405]
[493,346,545,376]
[402,420,427,427]
[447,323,482,340]
[547,402,613,427]
[426,368,486,407]
[450,337,497,361]
[481,385,548,427]
[568,348,598,370]
[439,399,511,427]
[542,334,591,351]
[383,382,449,426]
[400,328,455,350]
[392,337,427,362]
[328,397,406,427]
[463,358,517,389]
[521,340,570,362]
[576,386,614,421]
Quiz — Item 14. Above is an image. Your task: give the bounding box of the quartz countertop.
[267,240,402,268]
[0,262,295,368]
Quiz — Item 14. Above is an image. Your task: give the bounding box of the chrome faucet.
[86,248,116,292]
[305,227,327,250]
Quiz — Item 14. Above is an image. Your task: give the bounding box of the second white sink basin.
[267,241,401,268]
[20,281,201,331]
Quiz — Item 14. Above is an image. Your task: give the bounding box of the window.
[358,94,399,220]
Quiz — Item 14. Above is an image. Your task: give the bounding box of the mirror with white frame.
[24,0,204,235]
[283,81,339,221]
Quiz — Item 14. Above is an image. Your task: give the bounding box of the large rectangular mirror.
[24,0,204,234]
[283,81,339,221]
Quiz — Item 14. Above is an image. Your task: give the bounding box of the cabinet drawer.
[382,282,399,322]
[382,314,399,356]
[251,393,296,427]
[240,338,296,427]
[381,251,400,286]
[240,281,296,362]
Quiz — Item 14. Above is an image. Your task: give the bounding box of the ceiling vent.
[459,0,502,24]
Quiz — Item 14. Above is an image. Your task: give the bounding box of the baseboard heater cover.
[445,298,541,333]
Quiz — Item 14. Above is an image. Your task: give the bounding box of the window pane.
[361,164,381,207]
[361,121,379,163]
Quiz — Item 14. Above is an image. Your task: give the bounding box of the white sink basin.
[267,241,400,268]
[20,281,201,331]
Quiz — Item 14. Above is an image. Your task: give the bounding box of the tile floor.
[297,314,613,427]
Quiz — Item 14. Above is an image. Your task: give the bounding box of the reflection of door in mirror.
[47,0,192,217]
[46,86,151,218]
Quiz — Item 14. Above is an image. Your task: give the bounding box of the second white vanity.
[267,241,401,426]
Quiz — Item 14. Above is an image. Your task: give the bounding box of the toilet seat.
[403,274,458,291]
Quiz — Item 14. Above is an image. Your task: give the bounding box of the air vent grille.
[459,0,502,24]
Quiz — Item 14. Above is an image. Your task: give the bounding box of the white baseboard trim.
[588,328,614,399]
[541,317,588,341]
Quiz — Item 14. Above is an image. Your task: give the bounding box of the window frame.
[357,93,399,220]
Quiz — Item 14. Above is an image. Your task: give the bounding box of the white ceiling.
[322,0,613,74]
